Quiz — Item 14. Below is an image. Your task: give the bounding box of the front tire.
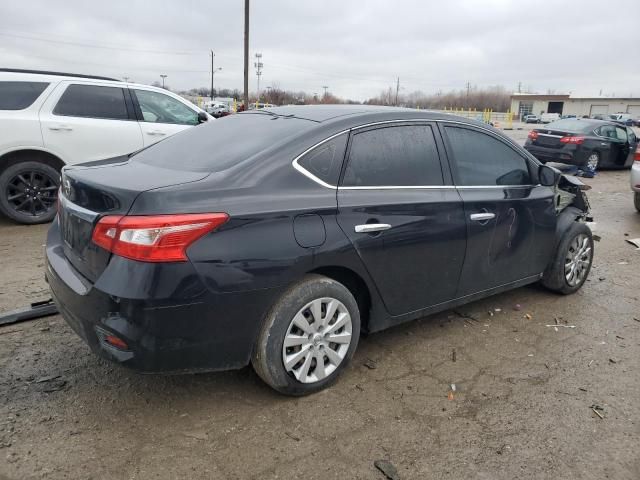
[252,274,360,396]
[541,222,594,294]
[0,161,59,224]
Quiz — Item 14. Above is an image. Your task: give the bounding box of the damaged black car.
[46,106,594,395]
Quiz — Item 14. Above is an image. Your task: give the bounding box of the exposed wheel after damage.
[541,222,594,294]
[252,274,360,395]
[0,161,59,224]
[585,151,600,172]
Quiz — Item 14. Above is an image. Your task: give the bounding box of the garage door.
[626,105,640,115]
[590,105,609,115]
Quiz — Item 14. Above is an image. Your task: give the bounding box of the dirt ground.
[1,129,639,479]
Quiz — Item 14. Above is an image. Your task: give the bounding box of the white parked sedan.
[0,68,212,224]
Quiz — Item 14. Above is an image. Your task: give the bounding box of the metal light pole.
[160,75,167,89]
[243,0,250,108]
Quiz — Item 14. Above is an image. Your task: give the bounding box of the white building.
[511,94,640,119]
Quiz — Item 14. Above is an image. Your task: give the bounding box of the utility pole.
[517,81,522,93]
[322,85,329,97]
[123,76,130,83]
[210,51,222,100]
[243,0,250,108]
[254,53,263,99]
[160,74,167,89]
[395,77,400,106]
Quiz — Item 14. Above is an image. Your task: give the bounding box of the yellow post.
[233,99,237,113]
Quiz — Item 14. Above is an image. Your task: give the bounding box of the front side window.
[297,134,348,186]
[133,89,198,125]
[445,126,531,186]
[0,81,49,110]
[54,84,129,120]
[342,125,443,187]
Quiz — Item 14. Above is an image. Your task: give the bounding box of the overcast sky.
[2,0,638,100]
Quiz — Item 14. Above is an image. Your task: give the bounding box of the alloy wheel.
[6,170,58,218]
[586,153,599,172]
[282,297,352,384]
[564,233,592,286]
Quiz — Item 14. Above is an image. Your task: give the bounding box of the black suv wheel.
[0,161,59,224]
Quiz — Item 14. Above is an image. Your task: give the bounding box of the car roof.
[0,68,160,91]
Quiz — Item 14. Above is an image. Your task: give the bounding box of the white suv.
[0,69,212,224]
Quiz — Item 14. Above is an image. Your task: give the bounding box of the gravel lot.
[1,128,639,479]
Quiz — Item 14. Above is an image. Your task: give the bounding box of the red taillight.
[92,213,229,262]
[635,144,640,162]
[560,135,585,145]
[528,131,539,140]
[104,334,129,350]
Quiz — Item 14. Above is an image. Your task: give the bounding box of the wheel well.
[0,150,65,174]
[310,266,371,331]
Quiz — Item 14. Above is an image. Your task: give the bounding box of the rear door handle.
[146,130,167,136]
[354,223,391,233]
[470,213,496,222]
[49,125,73,131]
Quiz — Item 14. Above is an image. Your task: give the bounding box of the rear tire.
[0,161,59,224]
[584,151,600,172]
[541,222,594,295]
[252,274,360,396]
[634,192,640,213]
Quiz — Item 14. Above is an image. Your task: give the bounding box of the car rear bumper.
[524,145,585,166]
[45,218,281,373]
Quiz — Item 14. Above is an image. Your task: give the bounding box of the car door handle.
[49,125,73,131]
[146,130,167,136]
[354,223,391,233]
[470,213,496,221]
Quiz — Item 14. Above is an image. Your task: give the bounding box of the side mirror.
[197,111,208,124]
[539,164,560,186]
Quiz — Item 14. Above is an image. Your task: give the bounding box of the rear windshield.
[545,119,593,132]
[132,112,314,172]
[0,81,49,110]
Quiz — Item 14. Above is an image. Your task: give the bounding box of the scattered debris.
[40,379,67,393]
[496,444,511,455]
[618,261,629,265]
[450,383,456,392]
[35,375,61,383]
[494,308,502,313]
[590,405,605,420]
[588,360,594,367]
[579,387,588,392]
[598,277,606,281]
[592,234,601,242]
[545,324,576,329]
[625,238,640,249]
[374,459,399,480]
[524,313,532,320]
[364,359,377,370]
[355,384,364,392]
[182,431,208,441]
[285,431,300,442]
[487,311,494,317]
[609,358,617,364]
[513,304,522,311]
[451,349,457,362]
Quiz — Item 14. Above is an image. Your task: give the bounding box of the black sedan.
[46,106,594,395]
[525,118,638,171]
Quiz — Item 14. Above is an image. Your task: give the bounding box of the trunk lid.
[58,157,209,282]
[531,128,576,149]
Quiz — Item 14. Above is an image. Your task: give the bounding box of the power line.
[254,53,263,97]
[0,31,200,55]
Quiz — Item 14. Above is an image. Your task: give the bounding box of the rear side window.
[342,125,443,187]
[445,127,531,186]
[0,81,49,110]
[297,134,348,186]
[53,84,129,120]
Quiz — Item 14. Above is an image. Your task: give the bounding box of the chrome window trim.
[291,130,349,189]
[338,185,456,190]
[291,118,539,190]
